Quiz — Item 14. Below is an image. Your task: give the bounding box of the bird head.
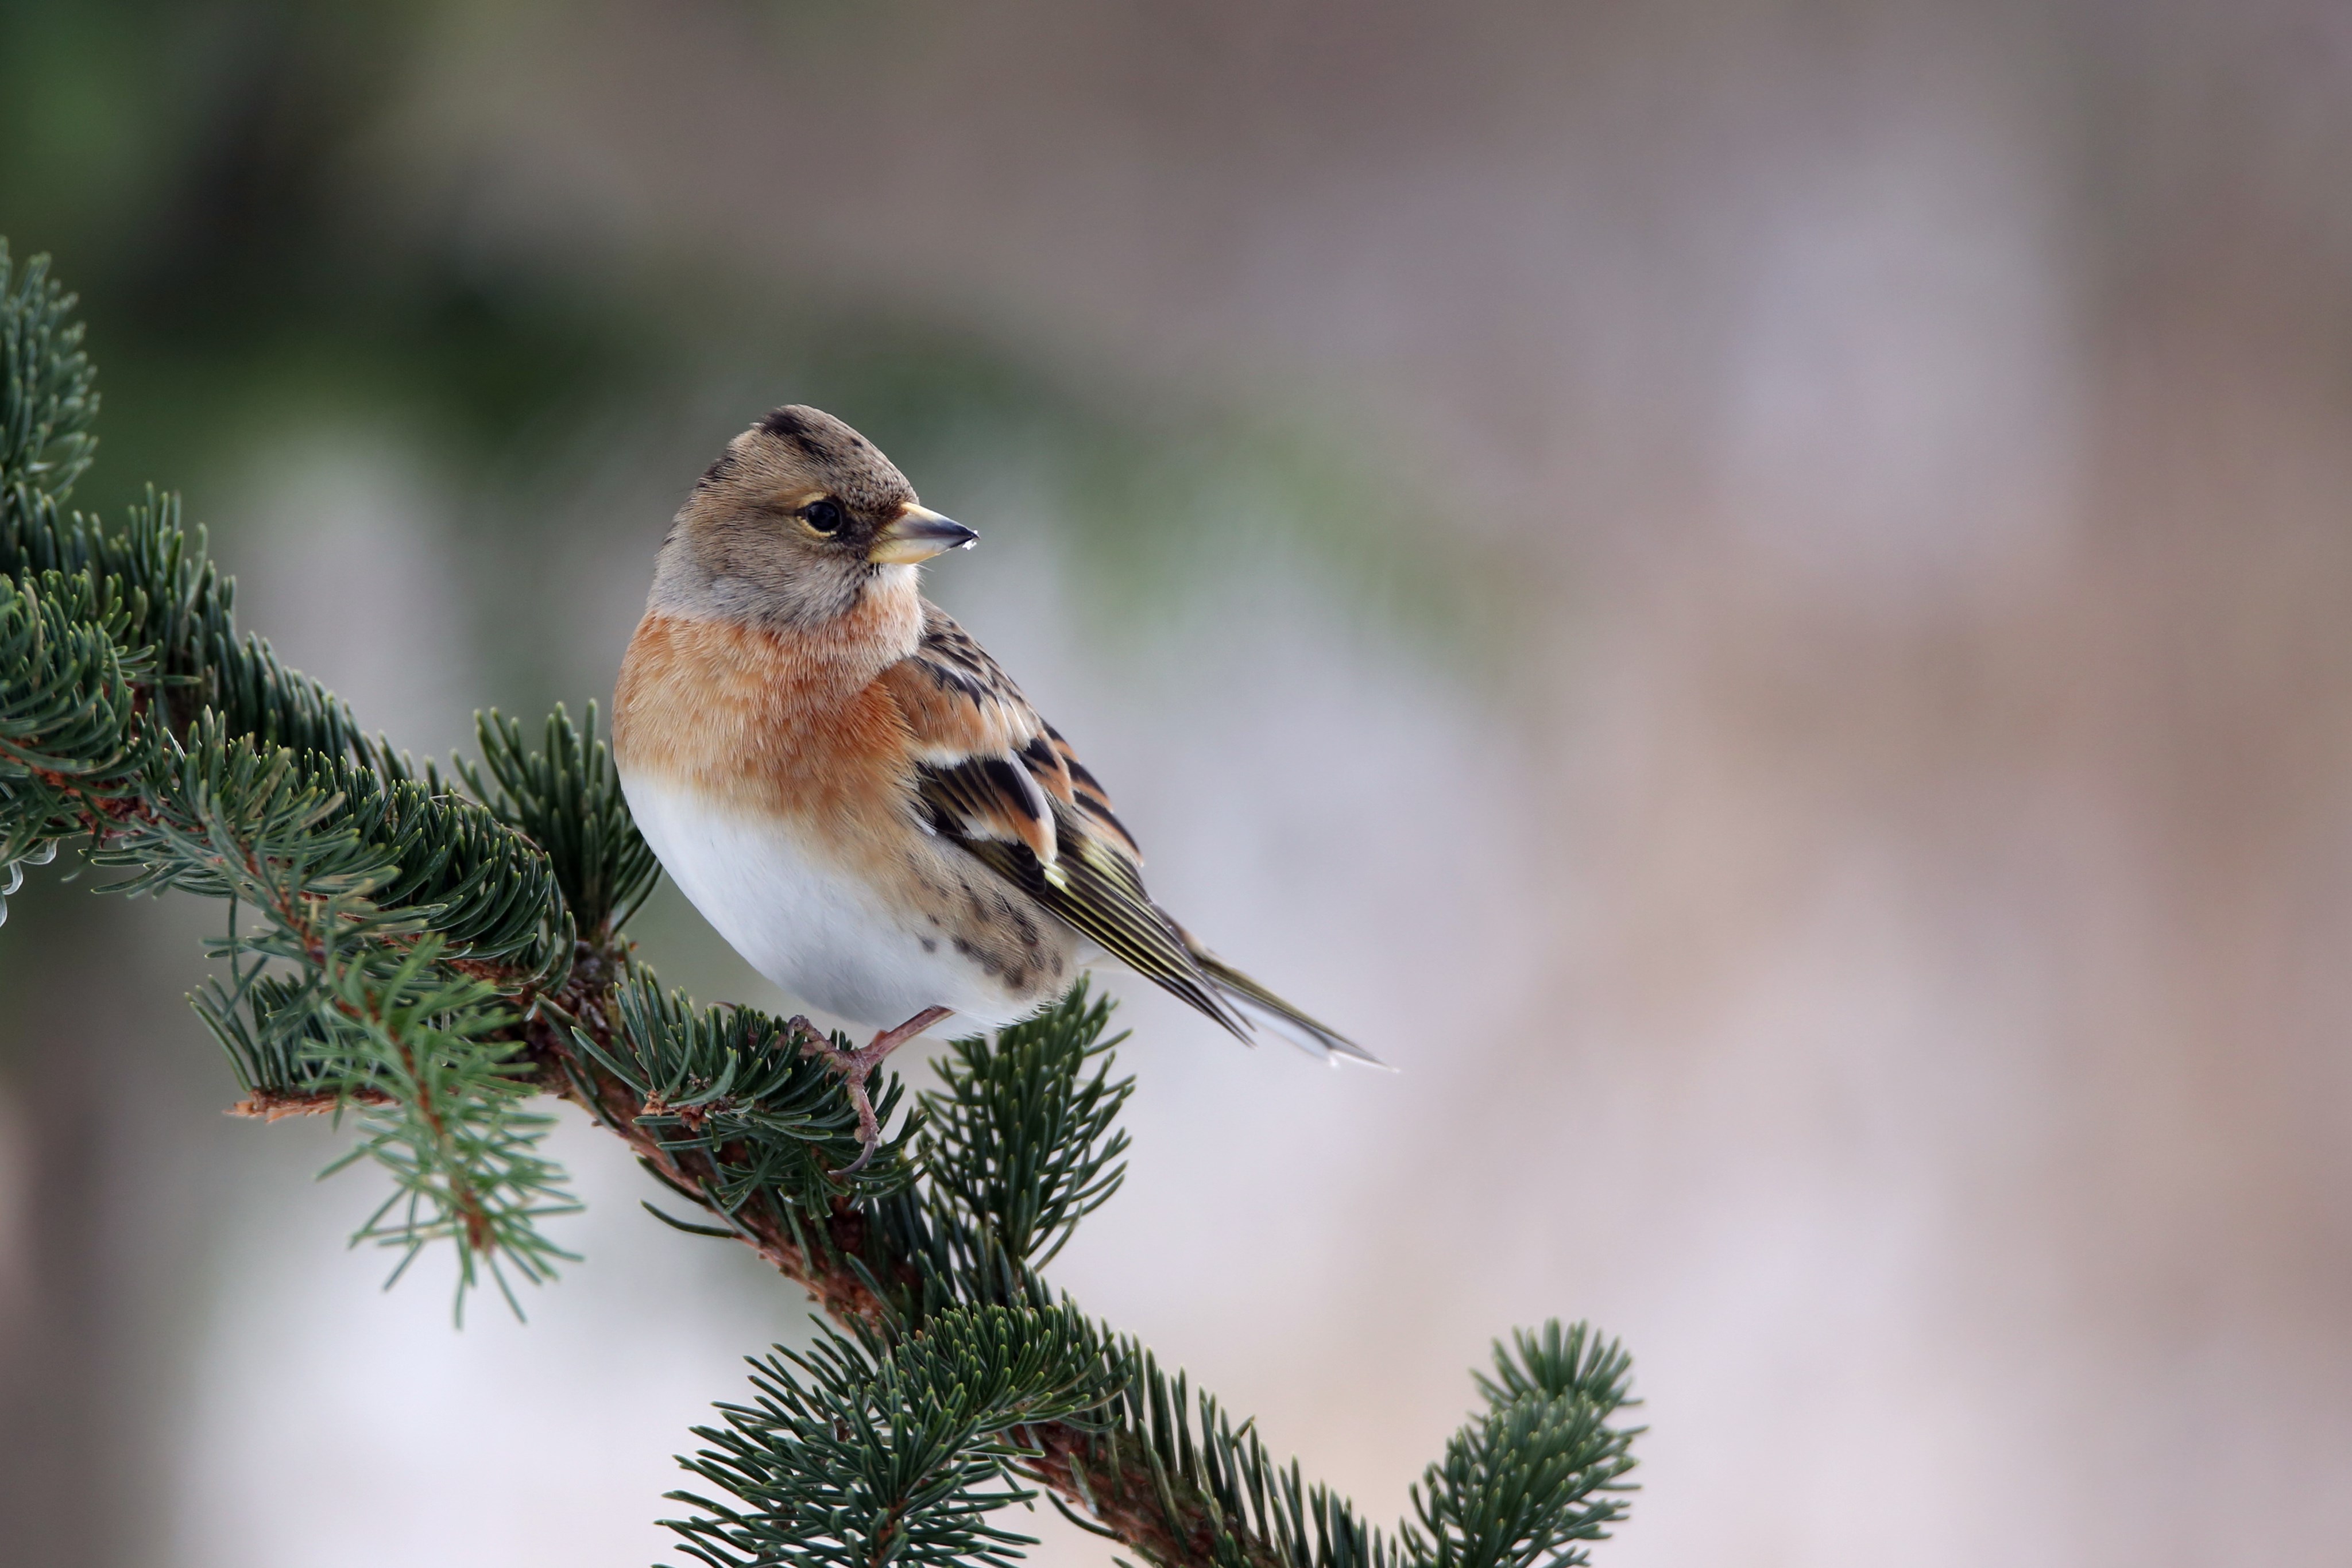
[649,405,977,628]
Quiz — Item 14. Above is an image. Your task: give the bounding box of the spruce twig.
[0,239,1643,1568]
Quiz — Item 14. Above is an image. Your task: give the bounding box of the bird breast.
[618,768,1049,1029]
[613,608,1075,1028]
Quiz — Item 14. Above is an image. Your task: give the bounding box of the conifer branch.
[0,239,1643,1567]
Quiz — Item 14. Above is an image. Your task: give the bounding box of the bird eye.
[800,498,845,536]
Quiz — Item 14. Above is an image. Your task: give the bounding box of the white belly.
[620,771,1032,1030]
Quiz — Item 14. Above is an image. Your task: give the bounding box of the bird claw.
[800,1008,950,1179]
[797,1027,883,1177]
[836,1122,880,1178]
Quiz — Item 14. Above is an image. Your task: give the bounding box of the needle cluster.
[0,241,1644,1568]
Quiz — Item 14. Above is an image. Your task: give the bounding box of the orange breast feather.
[613,613,914,831]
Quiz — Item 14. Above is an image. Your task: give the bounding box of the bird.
[612,405,1376,1170]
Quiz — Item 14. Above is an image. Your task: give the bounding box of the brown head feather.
[651,405,922,630]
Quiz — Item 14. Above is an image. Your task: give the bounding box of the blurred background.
[5,1,2351,1562]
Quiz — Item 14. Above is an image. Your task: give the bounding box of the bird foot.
[800,1007,953,1176]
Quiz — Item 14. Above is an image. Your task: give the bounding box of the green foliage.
[10,481,373,760]
[0,569,148,892]
[0,242,114,907]
[0,250,581,1310]
[1081,1335,1398,1568]
[87,716,579,1313]
[667,1304,1110,1568]
[579,974,916,1214]
[1403,1325,1640,1568]
[0,241,97,511]
[918,982,1134,1272]
[200,970,356,1102]
[317,936,578,1311]
[655,990,1641,1568]
[835,983,1131,1325]
[459,702,659,939]
[1,241,1646,1567]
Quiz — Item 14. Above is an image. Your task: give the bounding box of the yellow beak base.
[868,505,978,564]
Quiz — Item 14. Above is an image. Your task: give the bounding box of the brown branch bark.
[502,938,1266,1568]
[512,946,904,1331]
[225,1086,394,1120]
[42,777,1258,1563]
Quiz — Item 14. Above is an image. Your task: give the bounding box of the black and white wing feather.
[879,602,1374,1062]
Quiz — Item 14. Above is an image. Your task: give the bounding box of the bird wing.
[877,602,1245,1035]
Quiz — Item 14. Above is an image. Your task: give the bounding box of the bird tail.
[1183,945,1387,1068]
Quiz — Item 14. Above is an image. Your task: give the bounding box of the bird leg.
[801,1006,953,1175]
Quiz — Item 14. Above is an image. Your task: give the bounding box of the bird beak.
[869,505,978,564]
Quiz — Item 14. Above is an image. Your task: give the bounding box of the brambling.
[613,406,1374,1168]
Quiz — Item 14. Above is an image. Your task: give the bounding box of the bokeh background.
[5,2,2352,1562]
